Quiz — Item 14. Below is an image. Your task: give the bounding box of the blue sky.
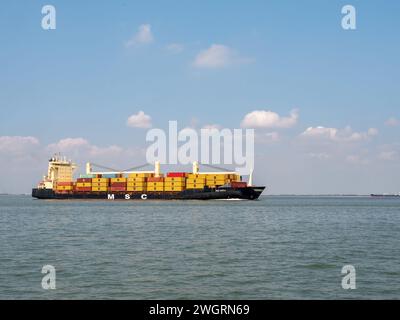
[0,0,399,194]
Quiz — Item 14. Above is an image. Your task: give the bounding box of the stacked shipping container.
[76,178,92,192]
[91,178,109,192]
[110,177,127,192]
[186,175,206,189]
[127,173,153,192]
[54,172,244,194]
[165,174,186,192]
[56,181,74,192]
[147,176,164,192]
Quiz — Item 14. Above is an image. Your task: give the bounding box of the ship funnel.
[248,168,254,187]
[193,161,199,174]
[155,161,161,177]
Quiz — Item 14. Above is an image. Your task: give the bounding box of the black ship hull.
[32,186,265,201]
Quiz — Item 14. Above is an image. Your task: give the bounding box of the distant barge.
[32,155,265,201]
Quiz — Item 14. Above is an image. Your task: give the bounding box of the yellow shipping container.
[187,174,201,179]
[206,177,229,180]
[147,182,164,187]
[91,187,108,192]
[127,183,146,188]
[57,179,73,183]
[126,187,146,192]
[165,186,185,192]
[206,179,228,184]
[206,183,227,188]
[164,182,185,187]
[186,178,205,184]
[127,177,146,183]
[204,174,229,180]
[128,173,156,178]
[147,186,164,192]
[76,182,92,187]
[111,178,127,183]
[56,186,73,191]
[186,184,205,189]
[164,177,186,182]
[92,178,108,183]
[92,182,108,187]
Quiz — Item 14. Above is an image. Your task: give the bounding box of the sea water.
[0,195,399,299]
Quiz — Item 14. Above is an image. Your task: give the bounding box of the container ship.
[32,155,265,200]
[370,193,400,198]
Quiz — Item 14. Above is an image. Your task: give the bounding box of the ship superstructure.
[37,155,77,190]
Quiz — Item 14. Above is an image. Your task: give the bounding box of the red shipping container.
[57,182,73,186]
[75,187,92,192]
[109,187,126,192]
[230,182,247,188]
[110,182,126,187]
[77,178,92,183]
[147,177,164,182]
[167,172,187,178]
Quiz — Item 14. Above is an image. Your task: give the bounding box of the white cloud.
[189,117,199,129]
[89,145,124,157]
[47,137,89,151]
[301,126,378,143]
[127,111,152,129]
[255,132,280,144]
[368,128,379,136]
[301,127,338,140]
[179,127,198,136]
[385,117,400,127]
[241,109,299,129]
[193,44,250,69]
[47,138,124,158]
[346,155,369,165]
[346,155,360,164]
[166,43,184,54]
[202,124,222,130]
[125,24,154,47]
[378,151,398,161]
[45,138,148,173]
[0,136,43,194]
[308,152,331,160]
[0,136,40,155]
